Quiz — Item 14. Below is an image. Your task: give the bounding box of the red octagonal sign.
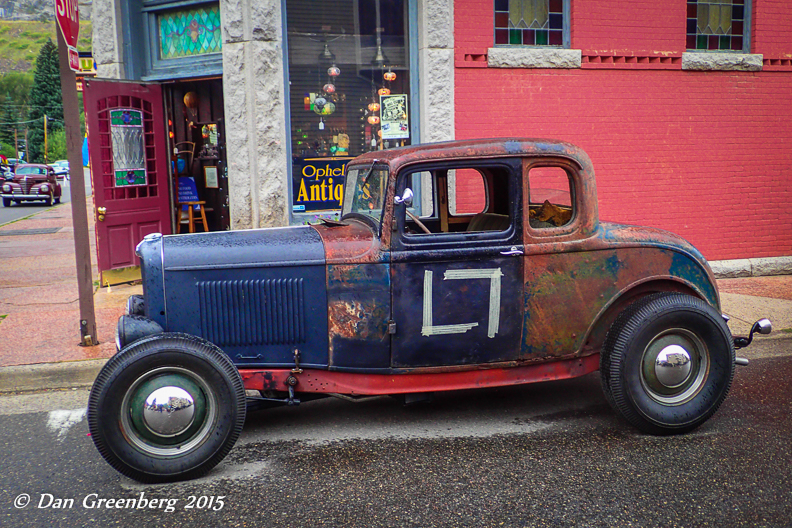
[55,0,80,70]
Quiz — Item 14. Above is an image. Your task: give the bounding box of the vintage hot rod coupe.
[88,138,770,483]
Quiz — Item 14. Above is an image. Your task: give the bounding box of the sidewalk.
[0,198,141,390]
[0,200,790,393]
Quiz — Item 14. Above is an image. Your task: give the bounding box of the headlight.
[40,184,49,193]
[116,315,163,350]
[2,184,9,192]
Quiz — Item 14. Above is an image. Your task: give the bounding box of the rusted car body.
[1,164,62,207]
[89,138,770,483]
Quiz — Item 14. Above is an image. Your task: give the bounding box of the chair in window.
[174,142,195,172]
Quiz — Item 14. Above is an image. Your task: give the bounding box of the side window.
[495,0,569,47]
[528,166,573,229]
[686,0,750,52]
[449,168,487,215]
[401,164,512,236]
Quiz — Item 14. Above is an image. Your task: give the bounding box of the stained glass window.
[686,0,748,51]
[110,109,147,187]
[158,4,222,60]
[494,0,565,46]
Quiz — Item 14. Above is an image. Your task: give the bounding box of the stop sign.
[55,0,80,48]
[55,0,80,70]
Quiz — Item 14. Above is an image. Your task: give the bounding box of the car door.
[390,159,525,368]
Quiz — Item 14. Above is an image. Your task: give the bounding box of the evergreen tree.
[0,95,18,154]
[26,39,63,163]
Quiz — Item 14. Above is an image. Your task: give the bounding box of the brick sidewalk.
[0,199,139,368]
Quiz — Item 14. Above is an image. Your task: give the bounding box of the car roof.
[349,138,593,174]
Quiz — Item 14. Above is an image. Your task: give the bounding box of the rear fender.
[581,279,706,356]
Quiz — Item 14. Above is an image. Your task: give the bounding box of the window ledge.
[487,47,581,69]
[681,52,763,71]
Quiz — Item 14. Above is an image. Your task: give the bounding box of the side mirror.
[394,187,413,207]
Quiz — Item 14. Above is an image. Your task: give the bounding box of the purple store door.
[84,79,172,283]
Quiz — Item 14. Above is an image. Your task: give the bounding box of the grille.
[197,279,306,347]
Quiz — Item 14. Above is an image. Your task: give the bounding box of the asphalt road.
[0,169,91,226]
[1,338,790,527]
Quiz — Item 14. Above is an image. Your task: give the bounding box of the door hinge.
[388,320,397,334]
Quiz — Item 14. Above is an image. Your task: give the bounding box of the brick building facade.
[89,0,791,268]
[453,1,791,262]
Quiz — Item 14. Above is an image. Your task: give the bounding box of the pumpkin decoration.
[383,71,396,81]
[368,102,380,112]
[378,87,391,96]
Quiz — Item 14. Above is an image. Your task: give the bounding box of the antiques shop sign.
[293,157,352,212]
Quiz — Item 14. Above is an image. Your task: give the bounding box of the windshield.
[16,166,45,175]
[341,166,389,223]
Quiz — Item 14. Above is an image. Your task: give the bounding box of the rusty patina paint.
[315,138,720,372]
[239,353,599,396]
[520,246,716,361]
[324,263,390,369]
[313,220,385,264]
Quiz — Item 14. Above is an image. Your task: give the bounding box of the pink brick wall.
[452,0,792,261]
[572,1,686,55]
[753,0,792,57]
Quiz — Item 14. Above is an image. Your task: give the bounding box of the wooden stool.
[178,201,208,233]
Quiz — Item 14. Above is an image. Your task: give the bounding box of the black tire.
[54,196,60,204]
[88,333,246,483]
[2,198,9,207]
[45,193,53,206]
[600,293,735,435]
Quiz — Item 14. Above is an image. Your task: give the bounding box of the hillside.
[0,20,92,73]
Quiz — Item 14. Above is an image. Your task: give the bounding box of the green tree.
[26,39,63,163]
[0,94,18,150]
[47,128,68,161]
[0,72,33,118]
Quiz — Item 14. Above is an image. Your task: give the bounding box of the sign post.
[55,0,81,71]
[55,4,97,346]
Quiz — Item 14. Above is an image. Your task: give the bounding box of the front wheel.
[45,193,53,206]
[88,333,246,483]
[2,198,9,207]
[601,293,735,435]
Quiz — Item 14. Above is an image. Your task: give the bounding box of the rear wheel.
[601,293,735,435]
[88,333,246,483]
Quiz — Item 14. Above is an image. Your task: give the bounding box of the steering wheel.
[405,209,432,234]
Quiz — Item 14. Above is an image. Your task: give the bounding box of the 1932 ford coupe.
[88,138,771,482]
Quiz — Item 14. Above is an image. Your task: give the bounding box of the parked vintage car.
[50,160,70,181]
[89,138,771,483]
[1,164,62,207]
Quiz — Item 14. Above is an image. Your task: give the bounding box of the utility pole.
[14,128,17,159]
[44,114,48,163]
[57,26,97,346]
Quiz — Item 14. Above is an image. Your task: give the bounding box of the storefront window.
[286,0,411,221]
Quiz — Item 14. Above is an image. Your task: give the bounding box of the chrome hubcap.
[142,386,196,436]
[641,329,709,405]
[654,345,692,388]
[121,367,216,457]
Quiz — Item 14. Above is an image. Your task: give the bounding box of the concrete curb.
[0,359,107,394]
[710,256,792,278]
